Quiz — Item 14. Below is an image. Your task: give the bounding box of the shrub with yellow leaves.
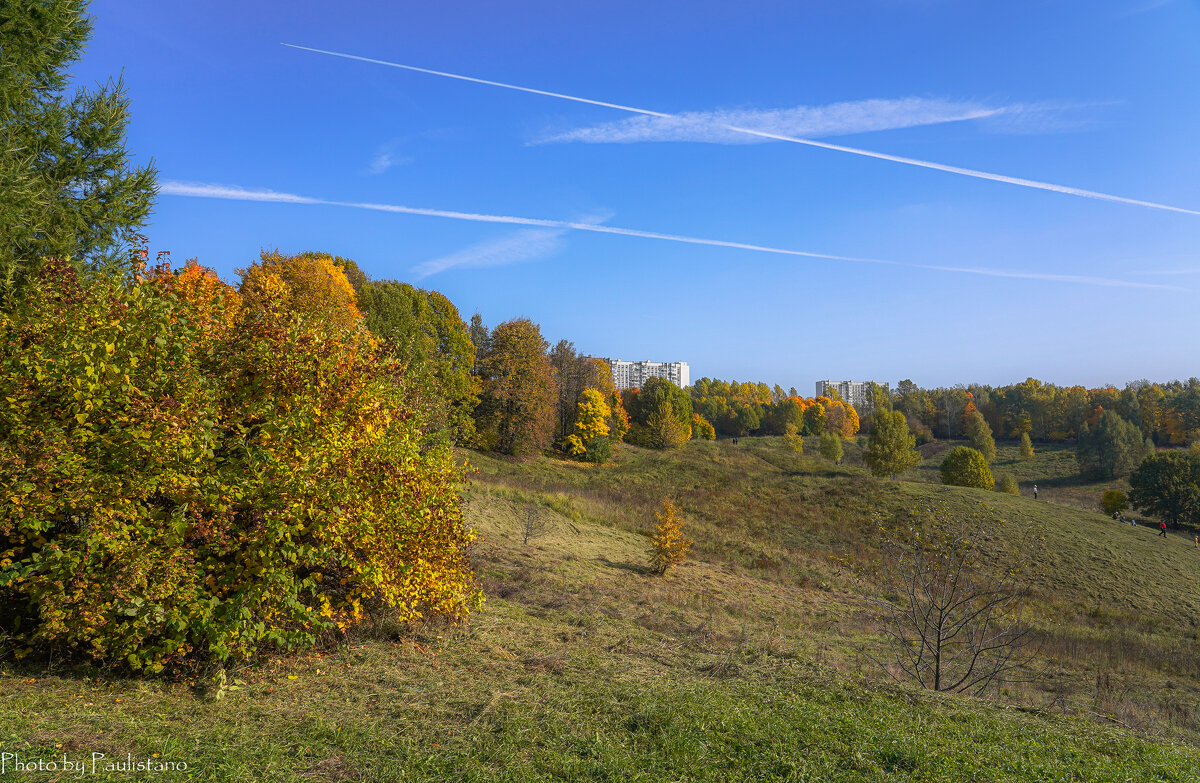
[0,252,479,673]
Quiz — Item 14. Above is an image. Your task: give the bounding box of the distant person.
[1159,521,1168,538]
[1033,484,1038,500]
[1193,535,1198,549]
[1112,511,1121,521]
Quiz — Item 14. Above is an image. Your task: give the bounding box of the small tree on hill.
[965,411,996,463]
[1100,490,1129,517]
[783,422,804,454]
[941,446,995,490]
[995,474,1019,495]
[864,409,921,480]
[1019,432,1035,459]
[867,504,1037,694]
[819,431,843,464]
[648,499,691,575]
[523,506,549,547]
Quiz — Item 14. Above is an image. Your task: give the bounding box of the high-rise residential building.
[601,359,690,390]
[815,380,889,410]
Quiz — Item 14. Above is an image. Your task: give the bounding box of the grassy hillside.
[3,437,1200,780]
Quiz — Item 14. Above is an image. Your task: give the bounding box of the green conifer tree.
[1,0,157,299]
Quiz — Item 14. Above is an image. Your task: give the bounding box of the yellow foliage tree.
[158,258,241,335]
[239,250,362,331]
[574,388,611,441]
[648,499,691,575]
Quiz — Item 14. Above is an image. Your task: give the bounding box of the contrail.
[159,180,1185,291]
[280,43,1200,218]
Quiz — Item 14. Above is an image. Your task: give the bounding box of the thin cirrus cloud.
[280,44,1200,217]
[158,180,1185,292]
[533,98,1007,145]
[367,141,413,175]
[412,210,612,278]
[411,228,568,279]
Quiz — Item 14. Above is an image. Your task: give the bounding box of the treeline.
[892,378,1200,446]
[689,378,861,439]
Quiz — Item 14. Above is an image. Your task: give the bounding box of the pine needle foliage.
[648,499,691,576]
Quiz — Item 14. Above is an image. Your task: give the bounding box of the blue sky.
[76,0,1200,391]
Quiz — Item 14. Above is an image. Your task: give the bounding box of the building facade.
[603,359,690,391]
[815,380,889,410]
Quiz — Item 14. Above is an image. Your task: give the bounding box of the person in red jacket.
[1159,521,1168,537]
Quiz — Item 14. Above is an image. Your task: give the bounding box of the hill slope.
[2,437,1200,781]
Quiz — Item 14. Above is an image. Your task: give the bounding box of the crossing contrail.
[280,43,1200,218]
[159,180,1185,291]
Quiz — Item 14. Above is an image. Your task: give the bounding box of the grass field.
[3,436,1200,780]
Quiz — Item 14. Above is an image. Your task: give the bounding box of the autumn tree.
[940,446,995,490]
[865,409,921,480]
[0,256,479,671]
[549,342,617,442]
[1019,432,1034,459]
[0,0,157,299]
[784,422,804,454]
[239,250,362,331]
[473,318,557,456]
[608,390,630,443]
[356,277,478,443]
[823,398,861,439]
[964,411,996,463]
[691,414,716,441]
[648,499,691,575]
[565,388,612,463]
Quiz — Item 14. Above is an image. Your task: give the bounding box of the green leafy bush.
[940,447,995,490]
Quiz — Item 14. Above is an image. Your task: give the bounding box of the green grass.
[4,436,1200,780]
[912,439,1132,512]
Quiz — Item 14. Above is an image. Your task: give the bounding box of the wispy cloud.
[412,228,567,278]
[367,140,413,175]
[280,44,1200,217]
[1117,0,1174,17]
[158,179,1188,292]
[535,98,1004,145]
[160,181,320,203]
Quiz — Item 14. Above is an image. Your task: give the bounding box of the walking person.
[1159,521,1168,538]
[1033,484,1038,500]
[1193,534,1198,549]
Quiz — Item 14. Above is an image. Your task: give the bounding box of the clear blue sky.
[76,0,1200,391]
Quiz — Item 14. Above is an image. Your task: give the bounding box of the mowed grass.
[3,436,1200,780]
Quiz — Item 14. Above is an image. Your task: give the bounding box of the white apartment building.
[604,359,690,390]
[815,380,889,410]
